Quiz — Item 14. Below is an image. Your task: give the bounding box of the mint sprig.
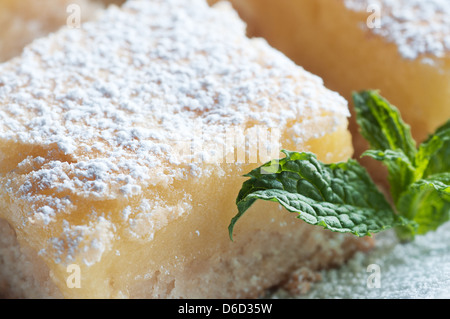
[229,90,449,242]
[353,90,450,241]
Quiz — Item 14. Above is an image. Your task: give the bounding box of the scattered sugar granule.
[274,221,450,299]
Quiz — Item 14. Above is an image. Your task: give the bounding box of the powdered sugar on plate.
[278,221,450,299]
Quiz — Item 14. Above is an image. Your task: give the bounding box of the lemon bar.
[0,0,104,63]
[0,0,372,299]
[215,0,450,173]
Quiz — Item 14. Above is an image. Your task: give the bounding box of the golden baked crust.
[0,0,371,298]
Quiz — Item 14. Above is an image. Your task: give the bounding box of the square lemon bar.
[0,0,372,298]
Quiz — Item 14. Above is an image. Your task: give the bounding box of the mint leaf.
[395,173,450,241]
[416,120,450,178]
[352,90,417,161]
[229,150,407,240]
[353,90,450,241]
[362,149,416,203]
[352,90,419,203]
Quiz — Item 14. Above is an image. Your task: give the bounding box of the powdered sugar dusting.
[0,0,349,265]
[0,0,348,197]
[344,0,450,60]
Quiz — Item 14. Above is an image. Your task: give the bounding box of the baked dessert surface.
[0,0,372,298]
[0,0,106,63]
[216,0,450,184]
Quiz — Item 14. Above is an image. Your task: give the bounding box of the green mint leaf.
[395,173,450,241]
[416,120,450,178]
[229,150,407,240]
[353,90,450,242]
[362,149,416,203]
[352,90,417,161]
